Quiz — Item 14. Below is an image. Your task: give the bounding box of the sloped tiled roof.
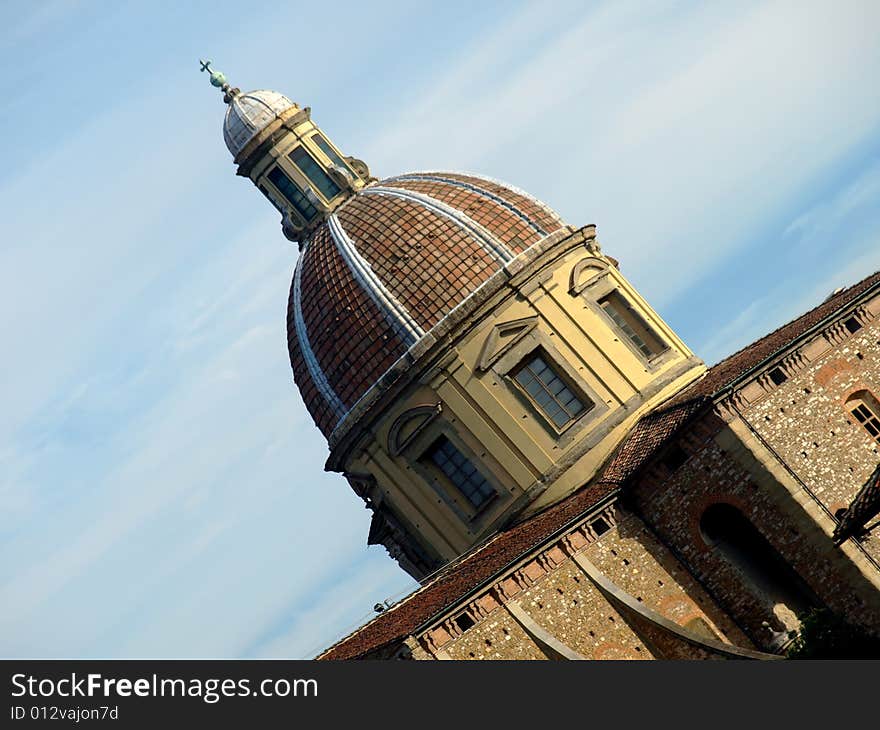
[318,269,880,659]
[318,480,619,659]
[668,270,880,404]
[833,463,880,544]
[593,399,707,485]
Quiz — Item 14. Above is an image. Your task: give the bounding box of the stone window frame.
[401,416,510,530]
[509,350,593,430]
[423,436,497,512]
[767,366,788,386]
[571,259,676,372]
[843,315,863,334]
[269,131,344,211]
[489,327,609,449]
[387,403,443,457]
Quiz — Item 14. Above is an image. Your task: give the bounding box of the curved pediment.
[569,257,609,295]
[387,403,442,456]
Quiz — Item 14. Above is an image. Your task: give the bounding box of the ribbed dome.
[286,172,567,437]
[223,89,294,157]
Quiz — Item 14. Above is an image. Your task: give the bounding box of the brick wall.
[629,411,880,648]
[418,506,750,660]
[739,317,880,562]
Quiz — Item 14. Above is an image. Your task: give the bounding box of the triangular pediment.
[477,316,539,371]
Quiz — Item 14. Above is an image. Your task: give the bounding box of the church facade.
[203,62,880,659]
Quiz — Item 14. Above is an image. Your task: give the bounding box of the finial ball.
[200,59,228,89]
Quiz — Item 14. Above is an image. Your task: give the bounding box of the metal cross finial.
[199,58,228,89]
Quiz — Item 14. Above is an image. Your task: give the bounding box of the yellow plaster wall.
[347,240,705,560]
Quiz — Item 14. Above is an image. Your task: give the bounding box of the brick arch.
[593,641,642,660]
[656,596,725,643]
[841,383,880,407]
[696,500,821,623]
[844,388,880,445]
[657,595,703,626]
[687,493,754,551]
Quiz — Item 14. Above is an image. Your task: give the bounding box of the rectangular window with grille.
[852,402,880,442]
[598,290,667,359]
[289,145,342,201]
[512,352,592,429]
[424,437,496,511]
[266,167,318,221]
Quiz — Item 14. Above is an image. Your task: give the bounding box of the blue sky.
[1,0,879,658]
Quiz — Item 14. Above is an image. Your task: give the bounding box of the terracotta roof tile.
[289,225,408,433]
[594,399,707,485]
[384,176,549,253]
[335,192,499,331]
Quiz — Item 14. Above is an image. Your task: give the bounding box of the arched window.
[846,390,880,444]
[700,503,819,629]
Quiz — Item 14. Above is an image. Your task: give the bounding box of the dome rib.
[361,186,515,263]
[327,213,424,345]
[291,248,346,417]
[445,171,565,230]
[334,191,501,332]
[386,173,549,236]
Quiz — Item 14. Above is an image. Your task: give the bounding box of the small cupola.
[201,59,373,244]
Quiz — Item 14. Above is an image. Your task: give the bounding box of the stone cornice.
[715,285,880,416]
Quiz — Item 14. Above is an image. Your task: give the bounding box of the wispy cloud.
[784,160,880,241]
[363,0,880,305]
[696,157,880,363]
[2,0,879,659]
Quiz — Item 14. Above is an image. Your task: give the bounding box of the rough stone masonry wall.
[740,315,880,562]
[629,412,880,649]
[420,507,751,660]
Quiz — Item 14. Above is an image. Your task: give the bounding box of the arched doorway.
[700,503,820,634]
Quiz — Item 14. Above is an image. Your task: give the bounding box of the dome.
[286,171,568,437]
[223,89,294,157]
